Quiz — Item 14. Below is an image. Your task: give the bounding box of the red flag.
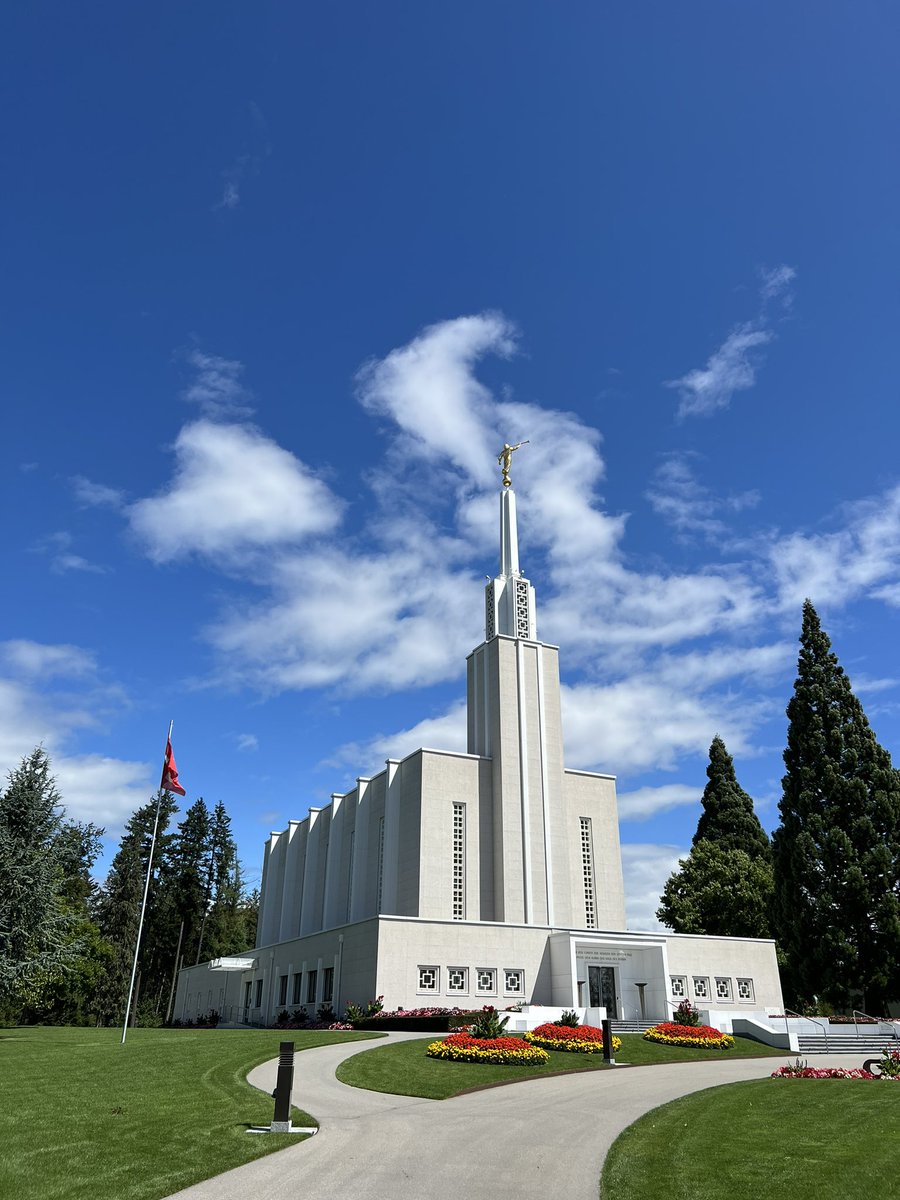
[160,738,186,796]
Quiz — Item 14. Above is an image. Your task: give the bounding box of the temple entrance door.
[588,965,618,1018]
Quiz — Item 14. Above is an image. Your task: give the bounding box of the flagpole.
[121,720,173,1045]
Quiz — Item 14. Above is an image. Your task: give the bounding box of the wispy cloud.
[646,453,760,541]
[617,784,701,822]
[180,349,254,419]
[666,264,796,419]
[31,531,108,575]
[72,476,125,510]
[212,101,271,212]
[620,843,686,932]
[236,732,259,752]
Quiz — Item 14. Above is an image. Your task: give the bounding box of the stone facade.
[175,485,783,1026]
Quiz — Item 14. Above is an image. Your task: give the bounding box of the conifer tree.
[0,749,79,1002]
[658,736,773,938]
[773,600,900,1012]
[693,735,771,859]
[93,792,177,1025]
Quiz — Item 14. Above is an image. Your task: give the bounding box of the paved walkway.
[165,1038,865,1200]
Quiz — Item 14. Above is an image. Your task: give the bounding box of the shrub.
[426,1033,549,1065]
[672,1000,700,1027]
[469,1007,510,1039]
[643,1022,734,1049]
[317,1004,336,1024]
[525,1022,621,1055]
[555,1010,580,1027]
[772,1059,881,1080]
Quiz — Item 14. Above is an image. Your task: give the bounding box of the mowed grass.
[335,1032,784,1099]
[602,1078,900,1200]
[0,1026,376,1200]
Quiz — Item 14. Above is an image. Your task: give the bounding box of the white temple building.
[175,471,783,1027]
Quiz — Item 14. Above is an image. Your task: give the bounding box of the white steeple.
[484,486,536,641]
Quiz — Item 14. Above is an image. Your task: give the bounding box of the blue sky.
[2,3,898,928]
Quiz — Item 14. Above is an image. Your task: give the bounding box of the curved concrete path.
[166,1038,863,1200]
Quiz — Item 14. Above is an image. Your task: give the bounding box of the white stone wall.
[664,933,783,1015]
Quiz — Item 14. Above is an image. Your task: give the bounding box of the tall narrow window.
[452,803,466,920]
[580,817,597,929]
[376,816,385,913]
[346,830,355,921]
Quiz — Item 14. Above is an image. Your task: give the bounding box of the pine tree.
[658,737,773,938]
[773,600,900,1012]
[93,792,177,1025]
[0,749,80,1002]
[693,735,771,859]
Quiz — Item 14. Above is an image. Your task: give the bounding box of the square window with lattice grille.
[692,976,709,1001]
[476,968,496,994]
[448,967,468,993]
[418,966,439,992]
[736,978,754,1002]
[503,969,524,994]
[715,977,732,1001]
[670,975,687,999]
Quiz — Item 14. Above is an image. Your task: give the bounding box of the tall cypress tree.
[693,735,771,859]
[773,600,900,1012]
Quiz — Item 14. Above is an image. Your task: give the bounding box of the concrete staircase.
[797,1032,900,1055]
[610,1020,657,1035]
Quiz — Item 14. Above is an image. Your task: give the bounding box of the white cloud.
[620,843,686,932]
[129,419,342,564]
[0,662,152,836]
[0,640,96,679]
[236,733,259,752]
[759,263,797,303]
[72,476,125,509]
[646,453,760,540]
[617,784,701,822]
[52,553,108,575]
[181,350,254,418]
[329,701,468,777]
[667,323,772,419]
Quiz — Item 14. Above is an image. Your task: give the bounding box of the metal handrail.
[782,1008,828,1051]
[852,1008,899,1039]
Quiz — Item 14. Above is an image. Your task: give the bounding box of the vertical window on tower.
[376,816,385,913]
[346,830,355,921]
[580,817,597,929]
[452,803,466,920]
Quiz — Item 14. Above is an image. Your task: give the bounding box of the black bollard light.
[602,1018,615,1065]
[271,1041,295,1132]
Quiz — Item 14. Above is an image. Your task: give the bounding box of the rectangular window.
[452,803,466,920]
[670,975,687,999]
[254,979,263,1007]
[292,972,303,1005]
[418,966,439,992]
[475,968,496,995]
[244,981,252,1010]
[323,967,334,1004]
[736,978,754,1002]
[580,817,597,929]
[692,976,709,1001]
[503,969,524,995]
[307,969,318,1004]
[346,830,355,921]
[376,816,385,913]
[447,967,468,993]
[715,977,733,1001]
[278,975,288,1006]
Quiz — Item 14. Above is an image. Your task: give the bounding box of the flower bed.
[524,1023,622,1055]
[643,1022,735,1049]
[771,1064,880,1079]
[426,1032,549,1065]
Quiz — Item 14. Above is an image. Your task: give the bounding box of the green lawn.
[335,1032,784,1099]
[0,1026,376,1200]
[601,1078,900,1200]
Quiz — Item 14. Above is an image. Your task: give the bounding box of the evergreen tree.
[773,600,900,1012]
[93,792,177,1025]
[657,842,774,937]
[0,749,81,1003]
[693,735,771,859]
[658,737,773,938]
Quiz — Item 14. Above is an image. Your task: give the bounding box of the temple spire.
[484,471,536,642]
[500,486,520,577]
